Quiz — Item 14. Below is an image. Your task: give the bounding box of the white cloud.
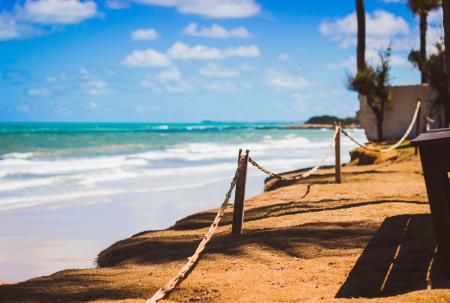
[427,26,444,53]
[46,73,67,83]
[381,0,406,3]
[167,42,221,59]
[124,42,260,70]
[167,41,260,60]
[327,50,408,71]
[155,66,182,81]
[203,80,252,92]
[79,68,114,96]
[20,0,98,24]
[88,101,97,109]
[81,101,98,110]
[142,64,254,94]
[141,77,193,93]
[81,79,112,95]
[427,7,444,53]
[326,56,355,70]
[365,49,408,67]
[183,22,251,38]
[428,7,443,26]
[131,28,159,40]
[27,87,51,96]
[16,104,31,113]
[320,10,410,50]
[0,0,97,40]
[239,63,257,71]
[277,53,290,62]
[389,54,409,66]
[224,45,260,57]
[164,81,193,93]
[133,0,261,18]
[266,68,312,90]
[141,66,193,93]
[0,13,19,40]
[326,49,410,72]
[0,12,39,40]
[105,0,130,9]
[124,49,172,67]
[199,62,240,77]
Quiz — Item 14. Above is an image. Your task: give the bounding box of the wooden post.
[335,123,342,184]
[232,149,249,235]
[415,101,422,155]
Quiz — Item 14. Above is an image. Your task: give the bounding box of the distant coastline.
[281,115,360,129]
[281,123,360,130]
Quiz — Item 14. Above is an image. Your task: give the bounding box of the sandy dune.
[0,147,449,302]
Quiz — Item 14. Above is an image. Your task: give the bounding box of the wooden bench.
[412,128,450,277]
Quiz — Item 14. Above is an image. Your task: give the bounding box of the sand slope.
[0,149,449,302]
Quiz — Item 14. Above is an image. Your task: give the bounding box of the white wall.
[357,84,445,141]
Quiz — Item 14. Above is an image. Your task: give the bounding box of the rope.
[248,127,338,181]
[425,116,435,123]
[146,157,245,303]
[341,101,421,153]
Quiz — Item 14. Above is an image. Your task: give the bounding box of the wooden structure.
[335,123,342,184]
[411,128,450,277]
[414,102,422,156]
[232,149,249,235]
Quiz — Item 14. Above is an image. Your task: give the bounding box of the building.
[357,84,446,141]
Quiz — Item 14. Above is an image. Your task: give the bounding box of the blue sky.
[0,0,444,122]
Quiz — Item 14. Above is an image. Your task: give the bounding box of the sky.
[0,0,444,122]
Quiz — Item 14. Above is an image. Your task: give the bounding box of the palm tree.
[356,0,366,72]
[442,0,450,125]
[408,0,442,83]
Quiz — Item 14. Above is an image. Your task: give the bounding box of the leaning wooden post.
[415,100,422,156]
[232,149,249,235]
[335,122,342,184]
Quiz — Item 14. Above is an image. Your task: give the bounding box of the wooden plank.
[412,128,450,145]
[417,141,450,277]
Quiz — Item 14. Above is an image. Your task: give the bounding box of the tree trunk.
[443,0,450,125]
[356,0,366,72]
[420,10,428,83]
[367,98,384,141]
[373,110,383,141]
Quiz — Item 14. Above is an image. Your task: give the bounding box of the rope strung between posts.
[146,156,245,303]
[248,127,338,181]
[340,100,421,153]
[425,116,435,124]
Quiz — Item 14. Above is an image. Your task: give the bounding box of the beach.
[0,123,365,282]
[2,0,450,301]
[1,145,449,302]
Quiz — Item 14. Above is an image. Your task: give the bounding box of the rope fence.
[147,156,246,303]
[248,127,338,181]
[146,100,426,302]
[146,127,340,302]
[340,100,421,153]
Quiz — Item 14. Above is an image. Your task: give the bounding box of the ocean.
[0,122,366,281]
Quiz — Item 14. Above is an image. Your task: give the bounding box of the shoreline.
[1,145,449,302]
[281,123,361,129]
[0,128,363,283]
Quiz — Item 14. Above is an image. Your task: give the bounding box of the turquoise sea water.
[0,121,368,211]
[0,122,291,157]
[0,122,367,282]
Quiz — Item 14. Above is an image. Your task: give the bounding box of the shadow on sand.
[336,214,450,298]
[97,199,427,268]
